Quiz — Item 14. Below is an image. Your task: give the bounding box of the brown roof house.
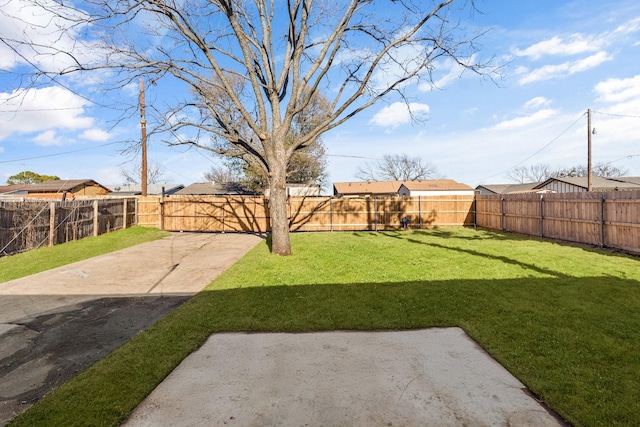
[333,181,403,197]
[0,179,110,200]
[333,179,474,197]
[398,179,474,196]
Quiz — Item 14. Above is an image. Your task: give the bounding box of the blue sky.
[1,0,639,191]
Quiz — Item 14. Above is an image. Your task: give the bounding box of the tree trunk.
[268,156,292,256]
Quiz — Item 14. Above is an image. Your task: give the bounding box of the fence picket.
[0,198,136,257]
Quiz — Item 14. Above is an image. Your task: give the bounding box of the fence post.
[374,196,378,232]
[419,195,423,229]
[160,194,165,231]
[472,196,477,228]
[540,194,544,238]
[501,196,505,232]
[134,197,139,226]
[330,197,333,232]
[122,198,128,229]
[93,200,99,236]
[600,194,606,248]
[49,201,56,247]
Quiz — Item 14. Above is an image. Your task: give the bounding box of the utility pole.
[139,78,148,197]
[587,108,592,192]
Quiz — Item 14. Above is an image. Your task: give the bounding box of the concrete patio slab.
[123,328,567,427]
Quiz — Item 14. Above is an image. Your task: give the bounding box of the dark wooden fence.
[0,198,136,257]
[476,191,640,255]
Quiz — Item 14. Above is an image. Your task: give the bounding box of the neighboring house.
[333,181,403,197]
[398,179,474,196]
[475,182,545,195]
[333,179,473,197]
[0,185,28,197]
[108,183,184,196]
[0,179,110,199]
[264,183,322,197]
[174,182,257,196]
[535,176,640,193]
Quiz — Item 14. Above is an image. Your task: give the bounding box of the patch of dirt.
[0,296,189,426]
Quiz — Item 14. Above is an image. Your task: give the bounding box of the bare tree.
[204,165,243,183]
[3,0,495,255]
[555,163,629,178]
[508,162,629,183]
[356,154,440,181]
[201,82,329,192]
[120,163,166,185]
[506,164,555,183]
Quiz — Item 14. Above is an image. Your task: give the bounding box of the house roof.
[333,181,403,195]
[608,176,640,186]
[175,182,256,196]
[1,180,109,194]
[536,176,640,191]
[475,182,542,194]
[401,179,473,191]
[108,183,185,196]
[0,184,28,195]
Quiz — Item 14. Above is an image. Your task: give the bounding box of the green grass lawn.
[8,228,640,427]
[0,226,169,283]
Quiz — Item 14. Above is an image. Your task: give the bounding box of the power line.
[327,154,379,160]
[0,106,92,113]
[477,112,586,183]
[0,141,121,164]
[593,110,640,119]
[599,153,640,167]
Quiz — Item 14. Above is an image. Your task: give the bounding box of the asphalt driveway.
[0,232,262,426]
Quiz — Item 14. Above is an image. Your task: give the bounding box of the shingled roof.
[400,179,473,191]
[175,182,257,196]
[333,181,403,196]
[1,180,110,194]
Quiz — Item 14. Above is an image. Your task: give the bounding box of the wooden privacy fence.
[0,198,136,257]
[137,195,475,233]
[476,191,640,254]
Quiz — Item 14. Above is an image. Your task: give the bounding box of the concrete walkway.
[0,232,263,327]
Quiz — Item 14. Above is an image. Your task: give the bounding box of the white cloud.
[33,130,64,146]
[487,109,557,131]
[614,16,640,34]
[0,0,94,72]
[79,128,112,142]
[514,34,606,60]
[518,51,613,85]
[594,75,640,103]
[0,86,94,141]
[524,97,551,109]
[369,102,430,128]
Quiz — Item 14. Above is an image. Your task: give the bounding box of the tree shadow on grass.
[377,230,569,278]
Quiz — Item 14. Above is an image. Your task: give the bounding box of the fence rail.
[0,198,136,257]
[476,191,640,255]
